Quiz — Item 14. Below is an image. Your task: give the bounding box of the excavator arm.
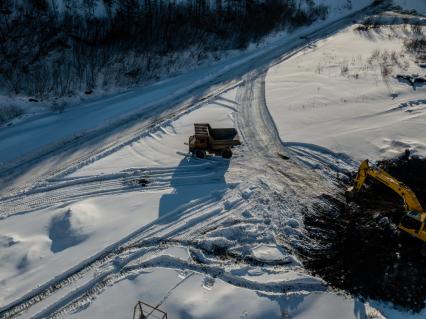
[348,159,424,215]
[346,159,426,242]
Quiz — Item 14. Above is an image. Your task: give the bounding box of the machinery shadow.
[158,155,230,222]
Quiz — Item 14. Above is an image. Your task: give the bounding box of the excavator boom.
[346,159,426,242]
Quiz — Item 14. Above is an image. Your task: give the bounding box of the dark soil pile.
[299,156,426,312]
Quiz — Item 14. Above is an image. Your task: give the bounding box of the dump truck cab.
[188,123,240,159]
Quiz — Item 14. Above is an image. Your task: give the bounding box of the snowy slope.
[266,21,426,161]
[4,2,426,319]
[0,0,372,167]
[0,96,236,308]
[3,71,419,319]
[0,84,390,319]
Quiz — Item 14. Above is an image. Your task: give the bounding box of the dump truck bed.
[190,124,240,158]
[193,123,240,148]
[209,128,239,140]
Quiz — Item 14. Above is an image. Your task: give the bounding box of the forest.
[0,0,328,99]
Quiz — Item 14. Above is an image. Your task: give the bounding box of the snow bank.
[0,192,163,307]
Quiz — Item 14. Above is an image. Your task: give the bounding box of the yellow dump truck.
[188,123,241,159]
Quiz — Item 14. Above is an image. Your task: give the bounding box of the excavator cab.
[399,211,426,241]
[347,159,426,243]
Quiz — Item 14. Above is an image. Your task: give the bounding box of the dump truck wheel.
[194,149,206,159]
[221,148,232,159]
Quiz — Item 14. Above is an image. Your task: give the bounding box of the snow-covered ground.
[0,0,372,182]
[2,2,426,319]
[266,19,426,161]
[0,85,389,319]
[0,94,236,306]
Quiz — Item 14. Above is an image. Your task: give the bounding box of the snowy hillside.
[1,1,426,319]
[0,0,368,125]
[266,14,426,161]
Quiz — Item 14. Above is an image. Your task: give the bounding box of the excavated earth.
[299,156,426,312]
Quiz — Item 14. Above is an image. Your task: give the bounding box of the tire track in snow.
[1,0,388,198]
[0,186,232,319]
[41,254,325,319]
[235,71,336,195]
[0,160,226,220]
[0,3,393,317]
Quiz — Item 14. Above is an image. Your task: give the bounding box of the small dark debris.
[396,74,426,88]
[277,152,290,160]
[414,77,426,84]
[84,90,93,95]
[29,98,39,102]
[137,178,149,186]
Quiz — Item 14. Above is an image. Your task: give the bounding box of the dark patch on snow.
[17,255,29,271]
[298,156,426,312]
[396,74,426,89]
[137,178,149,186]
[277,152,290,160]
[49,210,89,253]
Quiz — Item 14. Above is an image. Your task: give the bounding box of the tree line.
[0,0,327,98]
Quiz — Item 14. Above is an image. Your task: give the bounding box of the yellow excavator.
[346,159,426,242]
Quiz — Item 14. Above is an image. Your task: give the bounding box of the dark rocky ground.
[299,155,426,312]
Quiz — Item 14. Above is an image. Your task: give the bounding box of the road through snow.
[0,2,407,319]
[0,70,346,319]
[0,1,386,197]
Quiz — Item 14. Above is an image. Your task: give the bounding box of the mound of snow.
[251,244,288,262]
[48,203,100,253]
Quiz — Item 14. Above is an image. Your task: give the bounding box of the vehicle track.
[0,186,233,319]
[0,3,392,317]
[0,160,227,220]
[235,71,339,196]
[0,71,333,318]
[0,0,388,199]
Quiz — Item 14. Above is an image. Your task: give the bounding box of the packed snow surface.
[0,98,235,307]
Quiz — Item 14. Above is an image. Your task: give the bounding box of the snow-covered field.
[0,85,385,319]
[1,1,426,319]
[0,0,372,193]
[267,17,426,161]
